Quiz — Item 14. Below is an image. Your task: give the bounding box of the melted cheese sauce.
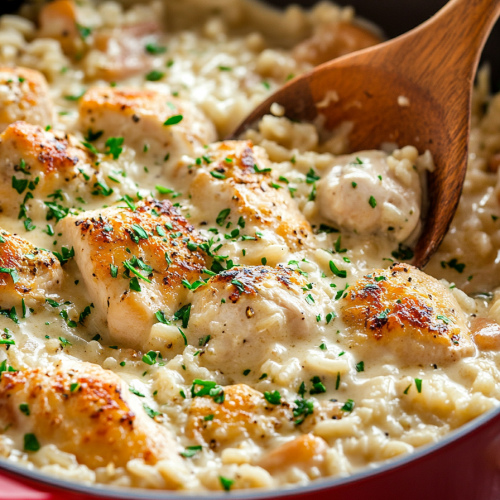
[0,0,500,493]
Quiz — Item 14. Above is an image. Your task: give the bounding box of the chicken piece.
[186,383,338,451]
[39,0,162,79]
[87,22,161,81]
[189,141,312,249]
[38,0,83,57]
[258,434,328,474]
[470,317,500,351]
[60,198,206,348]
[188,266,328,375]
[0,67,53,133]
[340,263,474,365]
[316,150,422,242]
[186,384,292,448]
[293,21,382,66]
[0,360,181,470]
[79,87,216,163]
[0,229,62,308]
[0,122,97,218]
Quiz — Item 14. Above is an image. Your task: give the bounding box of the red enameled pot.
[1,1,500,498]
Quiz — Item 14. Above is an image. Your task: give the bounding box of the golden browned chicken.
[186,383,340,451]
[188,266,329,375]
[258,434,328,474]
[0,360,180,469]
[0,67,53,133]
[293,21,382,66]
[470,317,500,351]
[340,263,474,365]
[38,0,84,56]
[88,22,162,81]
[0,229,62,308]
[0,122,97,218]
[189,141,312,249]
[60,198,206,348]
[186,384,287,448]
[39,0,161,80]
[79,88,216,162]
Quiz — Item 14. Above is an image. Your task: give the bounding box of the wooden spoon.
[231,0,500,268]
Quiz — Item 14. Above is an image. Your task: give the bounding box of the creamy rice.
[0,0,499,493]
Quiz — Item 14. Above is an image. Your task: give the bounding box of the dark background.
[1,0,499,90]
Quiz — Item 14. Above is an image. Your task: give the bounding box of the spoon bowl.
[232,0,500,268]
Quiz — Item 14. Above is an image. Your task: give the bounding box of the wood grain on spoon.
[232,0,500,269]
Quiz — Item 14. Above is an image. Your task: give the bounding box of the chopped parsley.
[58,336,72,347]
[92,180,113,197]
[293,398,314,425]
[19,403,30,416]
[253,164,272,174]
[105,137,124,159]
[310,376,326,395]
[64,90,86,101]
[142,351,158,365]
[305,294,315,305]
[326,312,336,324]
[76,23,91,39]
[173,303,192,328]
[131,224,149,240]
[264,390,281,405]
[210,171,226,180]
[24,433,40,452]
[0,267,19,284]
[78,305,93,324]
[145,70,165,81]
[329,260,347,278]
[145,42,167,54]
[231,279,245,293]
[143,403,162,418]
[181,445,202,458]
[156,185,174,195]
[155,310,170,325]
[369,195,377,208]
[191,379,224,403]
[341,399,355,412]
[12,176,28,194]
[392,243,414,261]
[216,208,231,226]
[84,129,103,142]
[441,258,466,273]
[436,314,450,325]
[219,476,234,492]
[177,327,188,346]
[164,115,183,126]
[129,277,142,292]
[129,386,145,397]
[305,168,320,184]
[53,246,75,266]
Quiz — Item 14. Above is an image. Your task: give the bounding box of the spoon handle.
[422,0,500,74]
[382,0,500,85]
